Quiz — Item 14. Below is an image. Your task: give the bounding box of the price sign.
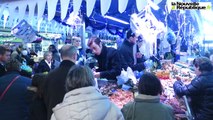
[11,20,36,43]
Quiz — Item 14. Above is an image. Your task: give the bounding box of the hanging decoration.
[154,0,162,4]
[100,0,112,16]
[28,1,36,24]
[60,0,70,20]
[37,18,43,32]
[47,0,57,21]
[17,2,27,21]
[118,0,128,13]
[37,0,46,20]
[73,0,83,15]
[3,8,9,28]
[130,5,166,58]
[136,0,147,12]
[0,5,4,17]
[7,4,17,28]
[86,0,96,17]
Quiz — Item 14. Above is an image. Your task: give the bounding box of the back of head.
[65,65,95,92]
[60,45,77,60]
[193,57,213,72]
[32,73,47,98]
[126,29,136,39]
[49,45,57,53]
[138,72,163,96]
[32,73,47,87]
[5,59,21,72]
[0,45,6,55]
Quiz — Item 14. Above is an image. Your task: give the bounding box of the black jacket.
[0,63,6,77]
[173,72,213,120]
[119,40,145,71]
[29,96,47,120]
[43,60,75,120]
[36,60,55,73]
[95,45,121,80]
[0,72,32,120]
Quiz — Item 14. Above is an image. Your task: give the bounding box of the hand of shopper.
[174,80,184,86]
[93,71,100,78]
[136,52,142,58]
[175,75,182,81]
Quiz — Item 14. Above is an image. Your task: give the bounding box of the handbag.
[0,75,20,101]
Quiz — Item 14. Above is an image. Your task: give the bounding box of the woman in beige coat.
[51,65,124,120]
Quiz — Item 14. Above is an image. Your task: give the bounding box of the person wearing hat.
[119,29,146,71]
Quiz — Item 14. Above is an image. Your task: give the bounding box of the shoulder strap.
[0,75,21,101]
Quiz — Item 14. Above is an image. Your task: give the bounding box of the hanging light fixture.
[104,15,129,24]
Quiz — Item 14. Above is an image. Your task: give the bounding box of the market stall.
[97,61,195,120]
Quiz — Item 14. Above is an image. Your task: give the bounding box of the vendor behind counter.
[87,36,122,81]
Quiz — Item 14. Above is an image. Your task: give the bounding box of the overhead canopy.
[0,0,161,28]
[0,0,212,38]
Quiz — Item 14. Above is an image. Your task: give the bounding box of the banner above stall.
[0,0,163,29]
[0,0,211,40]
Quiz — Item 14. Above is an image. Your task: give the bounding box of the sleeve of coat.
[100,50,121,80]
[36,61,44,73]
[173,77,203,97]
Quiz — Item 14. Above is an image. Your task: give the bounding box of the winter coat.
[121,94,175,120]
[0,63,6,77]
[95,45,122,80]
[173,71,213,120]
[29,96,47,120]
[43,60,75,120]
[119,40,145,72]
[36,60,59,73]
[0,72,32,120]
[51,86,124,120]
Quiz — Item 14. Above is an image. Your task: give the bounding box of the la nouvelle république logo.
[171,2,211,10]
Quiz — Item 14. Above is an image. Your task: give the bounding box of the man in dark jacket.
[0,59,32,120]
[173,57,213,120]
[119,29,146,71]
[0,45,11,77]
[43,45,77,120]
[87,36,121,80]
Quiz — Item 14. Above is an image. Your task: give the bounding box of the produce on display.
[99,62,195,120]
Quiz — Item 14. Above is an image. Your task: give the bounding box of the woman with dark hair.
[173,57,213,120]
[28,73,47,120]
[122,72,174,120]
[49,45,60,62]
[51,65,124,120]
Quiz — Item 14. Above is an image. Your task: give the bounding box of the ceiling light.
[104,16,129,24]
